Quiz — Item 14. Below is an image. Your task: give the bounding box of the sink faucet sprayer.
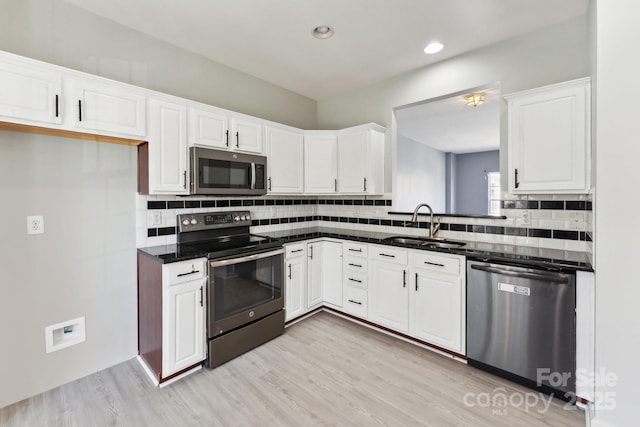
[411,203,440,238]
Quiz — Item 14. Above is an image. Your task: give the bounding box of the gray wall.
[0,132,137,408]
[454,150,499,215]
[316,16,589,194]
[0,0,317,129]
[395,135,445,212]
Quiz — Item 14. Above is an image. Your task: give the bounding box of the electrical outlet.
[521,210,531,226]
[569,212,585,230]
[27,215,44,235]
[151,211,162,226]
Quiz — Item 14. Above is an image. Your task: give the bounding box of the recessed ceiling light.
[424,42,444,54]
[312,25,335,39]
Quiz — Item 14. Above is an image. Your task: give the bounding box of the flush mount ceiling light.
[312,25,335,39]
[423,42,444,54]
[465,92,485,107]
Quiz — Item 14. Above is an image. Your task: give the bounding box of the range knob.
[234,216,240,222]
[240,215,246,221]
[245,214,251,221]
[190,218,198,225]
[182,219,190,226]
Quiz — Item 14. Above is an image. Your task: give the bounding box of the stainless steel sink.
[383,236,466,249]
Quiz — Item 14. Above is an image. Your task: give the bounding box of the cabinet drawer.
[165,258,206,285]
[369,245,408,265]
[410,251,461,275]
[343,285,368,318]
[285,243,306,258]
[343,242,368,257]
[344,256,367,272]
[343,271,368,289]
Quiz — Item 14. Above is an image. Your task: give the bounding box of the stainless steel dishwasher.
[466,260,576,396]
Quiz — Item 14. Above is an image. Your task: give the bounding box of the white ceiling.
[63,0,588,101]
[395,83,501,154]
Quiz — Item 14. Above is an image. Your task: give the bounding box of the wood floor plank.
[0,311,584,426]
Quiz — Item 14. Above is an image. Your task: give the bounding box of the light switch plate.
[27,215,44,235]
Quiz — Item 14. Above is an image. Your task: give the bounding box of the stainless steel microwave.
[189,147,267,195]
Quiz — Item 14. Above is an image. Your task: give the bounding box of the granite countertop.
[138,226,593,272]
[259,227,593,272]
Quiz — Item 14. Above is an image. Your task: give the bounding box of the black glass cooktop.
[177,234,283,259]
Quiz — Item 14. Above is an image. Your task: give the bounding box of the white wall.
[592,1,640,425]
[317,16,589,193]
[0,0,317,129]
[395,135,445,212]
[0,132,137,408]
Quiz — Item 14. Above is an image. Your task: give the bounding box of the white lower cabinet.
[369,245,409,333]
[162,259,206,377]
[306,241,324,309]
[285,243,307,321]
[409,252,465,354]
[322,241,343,308]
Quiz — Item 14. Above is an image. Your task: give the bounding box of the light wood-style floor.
[1,312,584,426]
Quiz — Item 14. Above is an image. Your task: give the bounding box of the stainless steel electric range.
[177,210,285,368]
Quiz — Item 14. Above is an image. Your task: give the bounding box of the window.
[487,172,501,215]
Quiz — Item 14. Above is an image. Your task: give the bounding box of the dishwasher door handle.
[470,264,570,284]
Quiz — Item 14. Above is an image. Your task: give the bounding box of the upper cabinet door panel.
[67,78,146,138]
[304,132,338,194]
[188,107,229,149]
[0,60,62,125]
[506,78,590,194]
[266,126,304,193]
[231,116,263,154]
[338,130,368,193]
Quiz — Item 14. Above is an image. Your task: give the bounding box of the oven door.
[208,248,284,336]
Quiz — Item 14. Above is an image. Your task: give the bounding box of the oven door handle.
[209,248,285,268]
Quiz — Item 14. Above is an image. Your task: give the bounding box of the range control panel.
[177,210,252,232]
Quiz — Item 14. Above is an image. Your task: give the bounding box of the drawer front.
[343,285,368,318]
[343,271,368,289]
[369,245,408,265]
[285,243,306,258]
[165,258,206,285]
[344,256,367,273]
[410,251,461,275]
[343,242,368,257]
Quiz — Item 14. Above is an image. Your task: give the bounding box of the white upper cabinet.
[505,78,591,194]
[66,77,146,138]
[230,116,263,153]
[187,104,263,154]
[0,56,62,125]
[304,131,338,194]
[148,97,189,195]
[266,125,304,194]
[338,124,385,195]
[188,105,230,149]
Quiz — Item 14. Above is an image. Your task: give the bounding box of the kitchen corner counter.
[259,227,594,272]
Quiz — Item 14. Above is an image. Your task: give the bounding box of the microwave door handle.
[250,163,256,189]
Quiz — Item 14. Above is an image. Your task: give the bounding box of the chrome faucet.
[411,203,440,238]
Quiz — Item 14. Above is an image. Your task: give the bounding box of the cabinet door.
[338,129,368,193]
[322,241,343,307]
[67,78,146,137]
[369,260,409,332]
[188,107,230,149]
[306,242,324,309]
[304,133,338,194]
[231,116,263,153]
[410,268,464,353]
[0,59,62,125]
[164,279,206,376]
[507,79,590,193]
[148,98,189,194]
[266,126,304,193]
[285,255,306,321]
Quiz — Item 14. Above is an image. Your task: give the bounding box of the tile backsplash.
[136,193,592,254]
